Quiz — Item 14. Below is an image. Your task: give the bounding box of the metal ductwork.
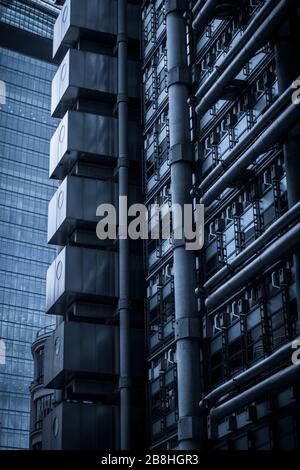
[47,175,141,246]
[53,0,140,60]
[275,19,300,327]
[43,320,145,389]
[42,401,146,450]
[166,0,203,450]
[195,0,297,116]
[39,0,146,451]
[192,0,238,31]
[205,201,300,292]
[206,222,300,310]
[195,1,276,102]
[49,110,141,179]
[210,362,300,423]
[201,101,300,206]
[42,402,118,450]
[199,337,300,411]
[118,0,131,450]
[46,246,143,315]
[199,79,298,194]
[192,0,218,31]
[51,48,140,118]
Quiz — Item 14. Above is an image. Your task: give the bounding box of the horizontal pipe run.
[210,362,300,422]
[192,0,218,31]
[204,201,300,292]
[205,222,300,310]
[199,77,299,194]
[195,0,295,116]
[201,102,300,206]
[195,0,275,100]
[199,337,299,411]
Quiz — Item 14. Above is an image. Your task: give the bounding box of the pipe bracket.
[117,93,129,105]
[119,377,132,390]
[178,416,203,440]
[168,65,190,88]
[118,156,129,169]
[175,317,201,340]
[117,33,128,44]
[169,143,193,164]
[166,0,187,14]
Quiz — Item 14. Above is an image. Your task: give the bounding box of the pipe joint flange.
[178,416,204,441]
[118,298,131,311]
[117,93,129,105]
[117,33,128,44]
[119,377,132,390]
[175,317,201,341]
[168,65,191,88]
[118,156,129,169]
[169,143,193,165]
[166,0,187,14]
[172,238,186,249]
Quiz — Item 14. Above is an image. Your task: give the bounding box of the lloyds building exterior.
[30,0,300,451]
[0,0,60,450]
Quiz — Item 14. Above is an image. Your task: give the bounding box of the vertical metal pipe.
[275,17,300,329]
[166,1,203,450]
[118,0,131,450]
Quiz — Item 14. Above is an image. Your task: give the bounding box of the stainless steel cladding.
[43,321,145,388]
[46,246,144,314]
[53,0,140,60]
[47,176,142,245]
[30,0,146,451]
[47,176,117,244]
[49,111,141,178]
[42,400,146,450]
[51,50,140,117]
[42,402,117,450]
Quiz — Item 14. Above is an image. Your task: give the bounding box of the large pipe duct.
[192,0,206,16]
[192,0,218,31]
[206,222,300,310]
[201,102,300,206]
[166,0,203,450]
[275,19,300,328]
[195,0,297,116]
[199,77,299,195]
[118,0,131,450]
[210,362,300,423]
[199,337,300,412]
[195,0,275,100]
[205,201,300,292]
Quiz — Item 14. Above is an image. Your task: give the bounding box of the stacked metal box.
[40,0,146,450]
[29,328,55,450]
[30,0,300,451]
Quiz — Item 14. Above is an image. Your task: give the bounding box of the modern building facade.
[0,0,59,449]
[144,0,300,450]
[31,0,147,451]
[32,0,300,451]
